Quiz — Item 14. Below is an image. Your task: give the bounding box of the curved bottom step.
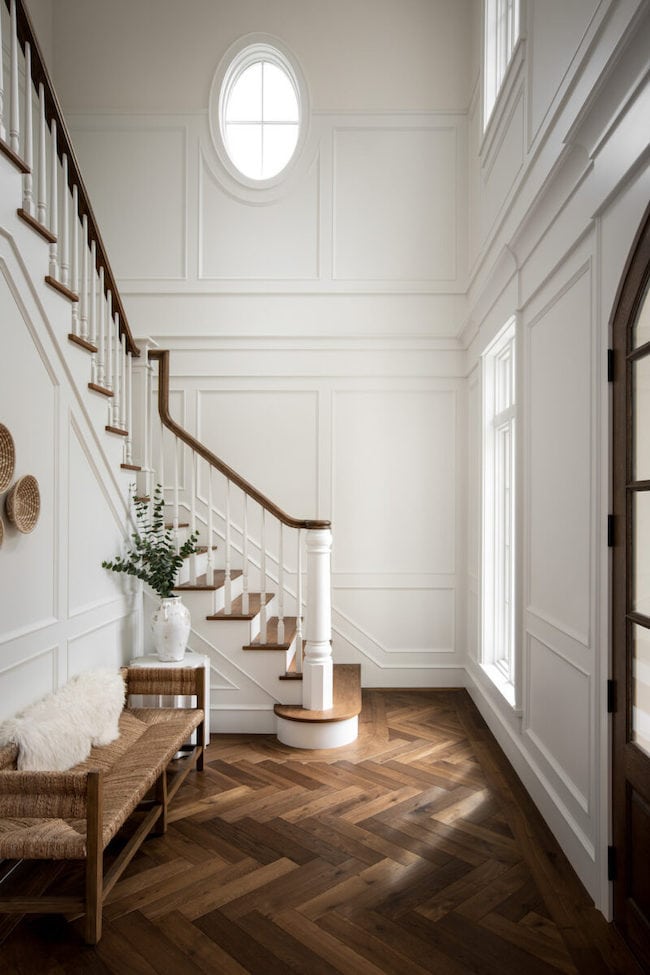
[274,664,361,749]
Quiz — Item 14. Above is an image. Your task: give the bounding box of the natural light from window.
[484,0,520,128]
[221,53,300,181]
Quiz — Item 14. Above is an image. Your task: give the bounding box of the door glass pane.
[634,354,650,480]
[632,624,650,758]
[633,282,650,349]
[634,492,650,615]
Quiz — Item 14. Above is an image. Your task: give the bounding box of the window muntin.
[484,0,520,128]
[482,318,517,697]
[220,47,300,182]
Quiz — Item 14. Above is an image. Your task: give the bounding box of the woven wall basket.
[5,475,40,534]
[0,424,16,493]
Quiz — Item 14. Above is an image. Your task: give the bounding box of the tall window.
[219,44,301,182]
[484,0,520,127]
[482,318,517,701]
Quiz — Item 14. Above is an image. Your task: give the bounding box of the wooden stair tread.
[45,275,78,302]
[18,208,57,243]
[207,592,274,621]
[105,425,128,437]
[243,616,297,650]
[121,463,141,471]
[175,570,242,592]
[69,333,97,353]
[88,382,113,398]
[274,664,361,723]
[279,655,303,680]
[0,139,30,173]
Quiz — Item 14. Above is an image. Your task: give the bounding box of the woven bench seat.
[0,667,206,943]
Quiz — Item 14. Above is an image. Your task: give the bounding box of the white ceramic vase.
[151,595,191,661]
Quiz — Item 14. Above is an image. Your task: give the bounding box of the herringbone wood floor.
[0,690,644,974]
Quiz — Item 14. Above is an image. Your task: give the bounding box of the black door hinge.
[607,679,617,713]
[608,349,614,382]
[608,845,617,881]
[608,515,615,547]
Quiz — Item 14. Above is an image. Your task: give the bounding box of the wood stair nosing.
[0,138,30,173]
[17,207,57,243]
[243,615,297,651]
[105,425,128,437]
[68,333,97,354]
[45,275,79,302]
[88,382,114,398]
[121,463,142,471]
[274,663,361,723]
[175,569,242,592]
[207,591,274,621]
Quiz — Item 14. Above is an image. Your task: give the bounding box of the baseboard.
[209,706,276,734]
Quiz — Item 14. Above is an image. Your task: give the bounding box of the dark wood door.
[612,205,650,971]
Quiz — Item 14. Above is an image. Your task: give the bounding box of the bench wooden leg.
[153,770,168,835]
[85,771,103,945]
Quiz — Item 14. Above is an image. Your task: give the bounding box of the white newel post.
[302,528,333,711]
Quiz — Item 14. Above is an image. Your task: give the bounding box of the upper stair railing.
[0,0,334,710]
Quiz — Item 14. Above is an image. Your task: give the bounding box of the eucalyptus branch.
[103,484,199,599]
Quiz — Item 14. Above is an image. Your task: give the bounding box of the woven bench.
[0,666,205,943]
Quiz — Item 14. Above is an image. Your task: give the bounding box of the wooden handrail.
[4,0,140,357]
[150,350,331,530]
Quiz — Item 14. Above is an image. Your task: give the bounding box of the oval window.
[219,45,301,182]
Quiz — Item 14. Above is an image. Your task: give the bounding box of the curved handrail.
[5,0,140,357]
[149,349,331,530]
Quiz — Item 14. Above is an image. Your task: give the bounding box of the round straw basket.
[5,475,40,534]
[0,425,16,493]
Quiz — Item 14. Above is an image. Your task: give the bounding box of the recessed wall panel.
[199,159,319,280]
[528,270,591,642]
[333,390,455,574]
[333,127,457,281]
[336,588,454,653]
[0,648,56,720]
[526,635,590,808]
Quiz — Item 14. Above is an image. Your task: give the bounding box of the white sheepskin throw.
[0,669,125,771]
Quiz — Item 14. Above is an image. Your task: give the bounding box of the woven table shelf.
[0,424,15,493]
[5,474,40,534]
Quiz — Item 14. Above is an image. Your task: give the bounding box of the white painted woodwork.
[302,528,333,711]
[296,529,303,673]
[60,155,69,286]
[79,214,88,338]
[241,493,249,615]
[206,463,214,585]
[173,435,180,550]
[259,508,267,643]
[36,83,46,225]
[70,185,79,334]
[189,449,197,583]
[276,714,358,749]
[48,118,57,276]
[125,342,133,460]
[89,241,97,378]
[158,417,165,501]
[22,42,33,214]
[96,268,105,384]
[277,522,285,645]
[112,316,121,427]
[105,289,113,392]
[9,0,19,155]
[224,478,232,614]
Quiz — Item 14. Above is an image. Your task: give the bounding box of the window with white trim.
[482,318,517,701]
[484,0,520,127]
[218,43,301,182]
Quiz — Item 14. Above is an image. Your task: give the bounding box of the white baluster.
[120,333,127,431]
[206,464,214,586]
[70,185,79,334]
[105,289,113,393]
[173,436,180,552]
[277,522,285,644]
[190,450,197,584]
[259,507,267,643]
[36,84,46,225]
[60,155,69,287]
[96,267,105,386]
[296,528,303,673]
[22,42,33,214]
[0,0,5,142]
[79,214,88,339]
[302,528,333,711]
[126,347,134,462]
[112,310,121,426]
[224,479,232,614]
[48,119,58,277]
[89,243,97,380]
[9,0,19,155]
[242,493,249,615]
[145,350,153,495]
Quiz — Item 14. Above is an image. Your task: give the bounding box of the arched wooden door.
[612,203,650,970]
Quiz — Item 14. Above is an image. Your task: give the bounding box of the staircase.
[0,0,360,748]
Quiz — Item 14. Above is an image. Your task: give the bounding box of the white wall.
[0,159,138,720]
[465,0,650,914]
[51,0,473,686]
